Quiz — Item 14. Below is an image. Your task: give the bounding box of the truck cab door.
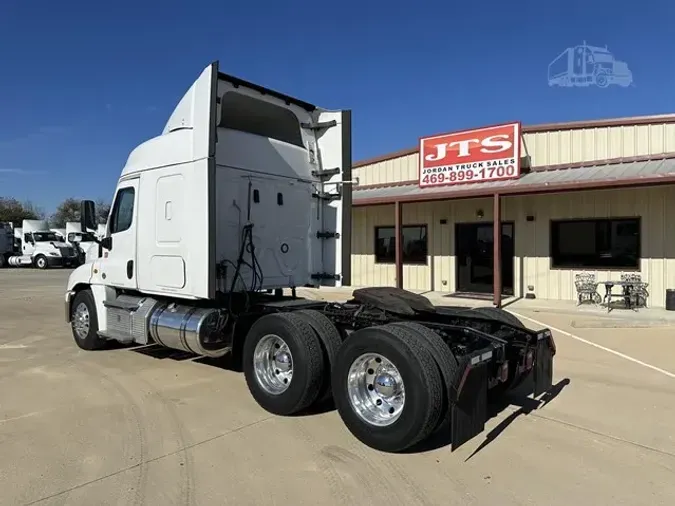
[23,233,34,255]
[99,178,139,289]
[309,110,352,287]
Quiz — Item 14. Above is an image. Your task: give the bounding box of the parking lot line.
[509,311,675,380]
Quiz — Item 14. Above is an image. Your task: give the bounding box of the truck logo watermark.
[548,42,633,89]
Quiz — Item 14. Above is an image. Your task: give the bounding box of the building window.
[374,225,428,264]
[550,218,640,269]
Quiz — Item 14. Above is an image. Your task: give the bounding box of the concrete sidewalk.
[293,286,675,328]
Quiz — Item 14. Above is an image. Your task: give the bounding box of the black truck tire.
[471,306,525,329]
[243,312,325,416]
[332,324,443,453]
[71,289,107,351]
[34,255,48,270]
[389,321,459,430]
[294,309,342,402]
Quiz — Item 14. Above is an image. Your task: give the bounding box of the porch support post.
[395,200,403,289]
[493,193,502,308]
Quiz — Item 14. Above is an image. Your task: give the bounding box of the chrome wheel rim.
[347,353,405,427]
[37,258,45,268]
[73,302,90,339]
[253,334,293,395]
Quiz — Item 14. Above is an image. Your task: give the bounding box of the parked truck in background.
[65,62,556,453]
[51,228,67,241]
[13,227,23,252]
[9,220,79,269]
[0,222,15,267]
[64,222,97,265]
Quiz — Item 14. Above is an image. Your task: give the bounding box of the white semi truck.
[9,220,79,269]
[65,222,97,265]
[65,62,556,453]
[50,228,67,241]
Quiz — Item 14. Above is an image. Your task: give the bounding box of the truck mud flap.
[533,336,554,397]
[450,361,488,451]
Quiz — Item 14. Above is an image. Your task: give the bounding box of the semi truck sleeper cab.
[65,61,556,453]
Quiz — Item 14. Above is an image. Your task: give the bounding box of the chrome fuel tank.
[149,303,230,358]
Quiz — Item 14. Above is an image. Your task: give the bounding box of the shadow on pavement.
[407,378,570,456]
[126,343,571,454]
[463,378,571,461]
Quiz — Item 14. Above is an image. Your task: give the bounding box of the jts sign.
[419,122,521,188]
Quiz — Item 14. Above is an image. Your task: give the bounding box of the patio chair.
[620,273,649,308]
[575,273,601,306]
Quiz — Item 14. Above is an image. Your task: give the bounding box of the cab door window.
[110,187,136,234]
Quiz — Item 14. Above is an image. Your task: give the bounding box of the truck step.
[301,119,337,130]
[103,299,141,311]
[103,295,160,345]
[311,167,341,179]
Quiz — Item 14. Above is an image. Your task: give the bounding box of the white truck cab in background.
[65,222,97,265]
[51,228,67,241]
[13,227,23,251]
[9,220,78,269]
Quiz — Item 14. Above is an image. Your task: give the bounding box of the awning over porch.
[353,156,675,206]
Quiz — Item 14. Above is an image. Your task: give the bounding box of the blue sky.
[0,0,673,213]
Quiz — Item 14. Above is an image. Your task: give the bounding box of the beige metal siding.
[351,203,437,291]
[353,122,675,186]
[354,153,418,186]
[351,198,524,297]
[351,185,675,307]
[517,185,675,307]
[524,123,675,167]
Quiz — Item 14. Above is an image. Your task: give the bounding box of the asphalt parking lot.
[1,270,675,505]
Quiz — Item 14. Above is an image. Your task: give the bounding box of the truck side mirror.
[80,200,97,232]
[100,236,113,250]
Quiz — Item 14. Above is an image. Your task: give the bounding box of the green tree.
[0,197,45,226]
[50,198,81,228]
[95,199,111,225]
[50,198,111,228]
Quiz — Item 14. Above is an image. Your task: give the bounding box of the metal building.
[350,114,675,308]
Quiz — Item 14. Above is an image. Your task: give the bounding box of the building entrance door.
[455,222,514,295]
